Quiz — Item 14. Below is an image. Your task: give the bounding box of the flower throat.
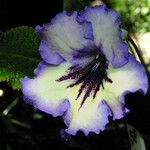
[57,52,112,108]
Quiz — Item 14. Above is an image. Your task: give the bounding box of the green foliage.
[107,0,150,33]
[63,0,92,11]
[0,26,41,90]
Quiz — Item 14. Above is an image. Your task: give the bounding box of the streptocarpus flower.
[21,6,148,135]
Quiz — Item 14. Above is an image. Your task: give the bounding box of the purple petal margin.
[79,5,129,68]
[35,11,94,65]
[64,101,112,136]
[20,61,70,117]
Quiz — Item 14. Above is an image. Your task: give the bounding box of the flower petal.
[80,6,129,67]
[64,98,111,135]
[121,29,128,40]
[21,56,148,136]
[21,62,112,135]
[21,62,72,117]
[36,11,94,64]
[99,55,148,119]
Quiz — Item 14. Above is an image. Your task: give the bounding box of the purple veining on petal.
[70,44,98,67]
[71,44,99,59]
[57,51,113,108]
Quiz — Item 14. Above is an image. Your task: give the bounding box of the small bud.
[0,89,4,96]
[91,0,104,6]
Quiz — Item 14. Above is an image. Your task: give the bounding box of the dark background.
[0,0,150,149]
[0,0,63,31]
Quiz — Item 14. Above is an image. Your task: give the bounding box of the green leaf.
[0,26,41,90]
[63,0,91,11]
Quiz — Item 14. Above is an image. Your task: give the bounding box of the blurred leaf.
[107,0,150,33]
[63,0,91,11]
[0,26,40,90]
[6,145,13,150]
[33,113,44,120]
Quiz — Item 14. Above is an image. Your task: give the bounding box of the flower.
[21,5,148,135]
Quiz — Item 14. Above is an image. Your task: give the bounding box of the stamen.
[57,52,112,108]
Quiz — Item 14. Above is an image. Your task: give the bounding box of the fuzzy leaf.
[0,26,41,90]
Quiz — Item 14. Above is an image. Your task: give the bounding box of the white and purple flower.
[21,6,148,135]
